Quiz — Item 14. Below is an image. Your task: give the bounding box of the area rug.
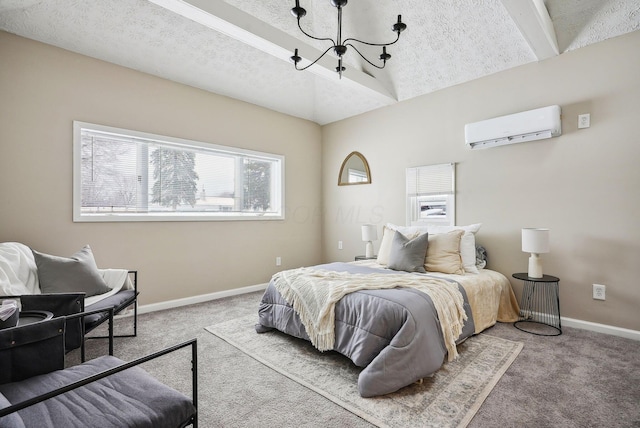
[206,315,523,428]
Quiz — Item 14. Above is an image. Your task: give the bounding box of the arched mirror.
[338,151,371,186]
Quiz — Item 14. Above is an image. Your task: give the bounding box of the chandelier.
[289,0,407,78]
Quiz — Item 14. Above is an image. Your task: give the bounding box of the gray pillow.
[387,231,429,273]
[32,246,111,297]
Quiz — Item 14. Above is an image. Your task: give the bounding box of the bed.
[255,224,520,397]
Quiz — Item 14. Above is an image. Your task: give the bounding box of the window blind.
[406,163,455,197]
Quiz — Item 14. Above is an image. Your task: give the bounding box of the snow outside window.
[73,121,284,222]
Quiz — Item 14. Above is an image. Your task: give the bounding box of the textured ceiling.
[0,0,638,124]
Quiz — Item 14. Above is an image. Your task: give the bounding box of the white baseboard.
[137,283,268,315]
[136,284,639,341]
[561,316,640,341]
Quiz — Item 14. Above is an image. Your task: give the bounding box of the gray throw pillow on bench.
[32,245,111,297]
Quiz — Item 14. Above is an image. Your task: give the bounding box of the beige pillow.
[428,223,482,274]
[425,229,465,275]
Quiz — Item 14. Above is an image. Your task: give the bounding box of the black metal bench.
[0,317,197,428]
[13,271,139,361]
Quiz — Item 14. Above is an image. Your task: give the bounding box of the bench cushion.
[0,392,26,428]
[0,356,195,428]
[84,290,137,332]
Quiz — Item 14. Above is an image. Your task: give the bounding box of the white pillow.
[428,223,482,274]
[376,226,395,266]
[377,223,428,266]
[377,223,481,273]
[390,223,430,237]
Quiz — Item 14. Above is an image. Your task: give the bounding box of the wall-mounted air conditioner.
[464,105,562,149]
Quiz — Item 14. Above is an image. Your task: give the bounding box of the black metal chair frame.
[84,270,139,348]
[0,336,198,427]
[75,306,115,360]
[6,270,139,362]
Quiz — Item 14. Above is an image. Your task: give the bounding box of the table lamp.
[522,228,550,278]
[361,224,378,258]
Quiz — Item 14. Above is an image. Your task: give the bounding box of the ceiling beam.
[147,0,397,105]
[500,0,559,60]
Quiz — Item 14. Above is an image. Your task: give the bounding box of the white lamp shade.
[522,228,550,254]
[361,224,378,242]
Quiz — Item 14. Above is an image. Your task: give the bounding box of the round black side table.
[513,273,561,336]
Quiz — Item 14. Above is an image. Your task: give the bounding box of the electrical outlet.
[578,113,591,129]
[338,240,343,250]
[276,256,281,266]
[593,284,606,300]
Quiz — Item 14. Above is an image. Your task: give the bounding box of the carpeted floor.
[206,315,522,428]
[73,291,640,427]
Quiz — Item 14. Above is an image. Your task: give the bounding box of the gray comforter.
[256,262,475,397]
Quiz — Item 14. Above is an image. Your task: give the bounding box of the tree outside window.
[74,121,284,221]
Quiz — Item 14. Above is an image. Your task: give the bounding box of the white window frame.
[73,121,285,222]
[406,163,455,227]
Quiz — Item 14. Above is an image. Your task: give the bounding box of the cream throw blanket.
[272,268,468,361]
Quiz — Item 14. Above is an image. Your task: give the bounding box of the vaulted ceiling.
[1,0,638,124]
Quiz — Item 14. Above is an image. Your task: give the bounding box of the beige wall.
[322,31,640,331]
[2,29,638,331]
[0,32,322,305]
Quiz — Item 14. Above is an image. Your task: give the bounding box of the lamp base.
[365,242,374,258]
[528,253,543,278]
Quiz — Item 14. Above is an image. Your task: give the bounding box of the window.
[348,168,368,183]
[406,163,455,226]
[73,121,284,222]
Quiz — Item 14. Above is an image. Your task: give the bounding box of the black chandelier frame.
[290,0,407,78]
